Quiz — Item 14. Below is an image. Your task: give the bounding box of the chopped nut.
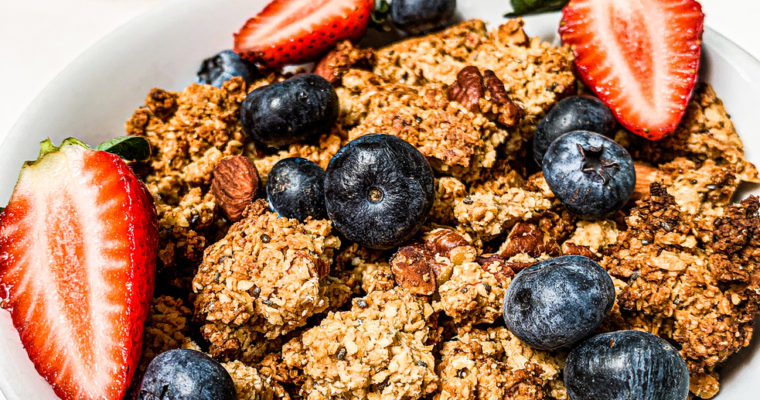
[476,254,522,284]
[483,70,523,127]
[424,228,469,257]
[448,66,523,128]
[390,245,437,295]
[562,242,599,260]
[499,222,561,259]
[211,156,260,222]
[448,66,485,112]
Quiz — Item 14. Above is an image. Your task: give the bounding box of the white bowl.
[1,0,759,399]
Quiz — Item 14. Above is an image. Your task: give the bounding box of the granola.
[223,360,291,400]
[123,17,760,400]
[282,289,439,400]
[127,78,251,280]
[437,327,567,400]
[137,296,195,375]
[601,183,760,398]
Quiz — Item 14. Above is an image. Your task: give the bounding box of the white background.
[0,0,758,142]
[0,1,758,399]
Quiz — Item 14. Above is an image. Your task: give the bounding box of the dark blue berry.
[533,96,617,166]
[266,157,326,221]
[324,134,434,250]
[502,255,615,350]
[390,0,457,35]
[137,349,236,400]
[196,50,258,87]
[542,130,635,219]
[565,330,690,400]
[240,73,339,148]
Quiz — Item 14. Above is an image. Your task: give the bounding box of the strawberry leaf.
[96,136,151,162]
[505,0,568,16]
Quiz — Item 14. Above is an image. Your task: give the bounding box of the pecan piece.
[425,228,468,255]
[424,228,477,266]
[211,156,260,222]
[448,66,523,128]
[390,245,437,295]
[477,254,515,284]
[500,222,561,259]
[483,70,523,127]
[314,41,375,85]
[448,66,485,111]
[562,242,599,260]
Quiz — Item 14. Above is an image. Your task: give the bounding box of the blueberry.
[533,96,617,166]
[196,50,258,87]
[324,134,434,250]
[137,349,236,400]
[266,157,326,221]
[502,255,615,350]
[542,130,635,219]
[240,73,339,148]
[565,330,690,400]
[390,0,457,35]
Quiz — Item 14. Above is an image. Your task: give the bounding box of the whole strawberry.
[559,0,704,140]
[0,138,158,400]
[234,0,374,68]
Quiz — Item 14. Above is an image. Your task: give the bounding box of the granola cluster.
[127,18,760,400]
[192,200,344,361]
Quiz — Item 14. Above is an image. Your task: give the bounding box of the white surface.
[0,0,758,143]
[1,0,760,399]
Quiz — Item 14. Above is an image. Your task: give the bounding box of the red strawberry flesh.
[0,142,157,400]
[560,0,704,140]
[234,0,372,68]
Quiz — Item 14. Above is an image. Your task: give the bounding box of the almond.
[211,156,260,222]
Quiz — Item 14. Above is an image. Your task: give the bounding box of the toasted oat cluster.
[129,18,760,400]
[437,327,567,400]
[192,199,345,360]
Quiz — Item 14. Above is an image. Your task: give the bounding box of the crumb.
[431,177,467,225]
[336,243,395,294]
[563,220,619,257]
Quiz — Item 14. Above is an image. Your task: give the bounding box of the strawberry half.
[559,0,704,140]
[234,0,373,68]
[0,139,158,400]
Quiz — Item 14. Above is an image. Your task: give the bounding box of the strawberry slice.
[234,0,373,68]
[559,0,704,140]
[0,139,158,400]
